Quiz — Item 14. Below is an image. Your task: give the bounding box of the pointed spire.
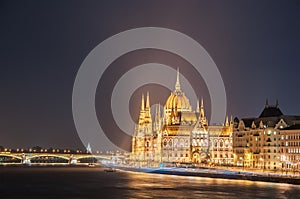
[200,97,205,118]
[225,116,229,126]
[196,98,200,113]
[144,92,152,126]
[259,120,264,129]
[251,121,256,129]
[138,94,145,125]
[265,99,269,108]
[275,99,279,108]
[146,92,150,109]
[175,68,181,91]
[141,93,145,110]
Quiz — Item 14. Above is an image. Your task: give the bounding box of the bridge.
[0,152,121,165]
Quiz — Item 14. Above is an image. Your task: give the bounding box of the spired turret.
[225,116,229,127]
[144,92,153,136]
[131,93,155,165]
[138,94,145,126]
[199,98,208,126]
[144,92,152,125]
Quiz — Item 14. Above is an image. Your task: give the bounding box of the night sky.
[0,1,299,150]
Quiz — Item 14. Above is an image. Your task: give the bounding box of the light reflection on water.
[0,167,299,199]
[116,171,300,199]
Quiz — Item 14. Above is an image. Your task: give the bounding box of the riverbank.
[116,166,300,185]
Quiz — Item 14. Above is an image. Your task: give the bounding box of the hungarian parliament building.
[131,69,300,171]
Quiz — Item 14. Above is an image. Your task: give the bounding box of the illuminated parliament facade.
[131,69,234,166]
[131,70,300,170]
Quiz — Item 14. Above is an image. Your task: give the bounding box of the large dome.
[164,68,192,111]
[165,92,191,111]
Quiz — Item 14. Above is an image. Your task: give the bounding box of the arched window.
[169,139,173,147]
[174,139,178,147]
[214,140,218,147]
[220,140,223,148]
[192,139,196,146]
[180,139,184,147]
[200,139,204,146]
[185,140,189,147]
[225,140,229,148]
[163,139,168,147]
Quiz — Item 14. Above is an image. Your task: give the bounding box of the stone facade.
[233,100,300,170]
[131,69,233,167]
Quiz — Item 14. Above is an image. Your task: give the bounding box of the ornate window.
[180,139,184,147]
[225,140,229,148]
[185,140,189,147]
[174,139,178,147]
[192,139,196,146]
[169,140,173,147]
[163,139,168,147]
[220,140,223,148]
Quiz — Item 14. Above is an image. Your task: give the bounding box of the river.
[0,167,299,198]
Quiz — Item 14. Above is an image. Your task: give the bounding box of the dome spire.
[175,68,181,91]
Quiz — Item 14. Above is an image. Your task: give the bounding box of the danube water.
[0,167,299,199]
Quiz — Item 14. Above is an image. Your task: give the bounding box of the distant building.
[233,100,300,170]
[131,69,233,166]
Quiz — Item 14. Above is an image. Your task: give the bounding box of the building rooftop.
[259,106,283,118]
[281,124,300,130]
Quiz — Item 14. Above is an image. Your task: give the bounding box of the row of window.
[283,155,300,161]
[286,148,300,154]
[212,154,234,158]
[281,134,300,140]
[163,139,189,148]
[234,137,277,142]
[163,153,189,158]
[285,141,300,147]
